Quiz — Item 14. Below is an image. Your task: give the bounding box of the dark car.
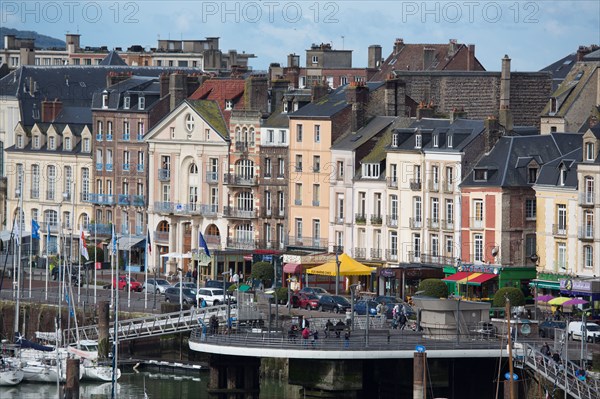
[374,295,400,306]
[354,300,394,319]
[539,320,567,339]
[164,287,197,305]
[205,280,234,290]
[298,287,329,298]
[318,295,351,313]
[291,293,319,310]
[173,282,197,290]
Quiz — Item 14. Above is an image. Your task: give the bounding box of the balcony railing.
[105,163,113,172]
[552,224,567,237]
[386,215,398,228]
[87,193,115,205]
[118,194,130,205]
[137,164,144,172]
[370,215,383,225]
[274,206,285,218]
[427,218,440,229]
[158,169,170,181]
[420,253,453,265]
[353,248,366,259]
[443,180,454,194]
[121,224,129,235]
[106,134,113,141]
[122,163,130,171]
[355,213,367,225]
[137,134,144,141]
[132,195,145,207]
[154,231,169,242]
[223,206,257,219]
[470,218,484,230]
[88,223,112,235]
[46,190,55,201]
[96,163,103,171]
[409,218,422,229]
[370,248,382,260]
[227,238,257,249]
[206,171,219,183]
[292,237,327,249]
[30,189,39,199]
[334,216,344,225]
[204,234,221,245]
[235,142,249,152]
[408,251,421,263]
[312,200,320,207]
[123,133,130,141]
[223,173,257,186]
[442,219,454,231]
[154,201,174,213]
[409,179,422,190]
[578,226,594,240]
[387,177,398,188]
[385,250,399,262]
[135,225,144,235]
[579,192,594,206]
[81,192,91,202]
[428,180,439,192]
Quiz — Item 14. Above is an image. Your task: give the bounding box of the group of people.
[391,303,408,330]
[287,319,351,347]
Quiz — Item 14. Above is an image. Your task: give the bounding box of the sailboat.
[67,340,121,381]
[0,356,23,386]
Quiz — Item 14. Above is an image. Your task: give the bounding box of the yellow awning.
[306,253,375,276]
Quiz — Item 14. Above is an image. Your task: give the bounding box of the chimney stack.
[467,44,476,71]
[159,73,170,98]
[169,72,187,111]
[245,75,269,112]
[393,38,404,55]
[41,99,63,123]
[423,48,436,70]
[384,77,406,117]
[484,116,502,153]
[346,81,369,132]
[450,107,467,121]
[499,55,513,132]
[416,102,436,120]
[368,45,382,69]
[311,81,329,102]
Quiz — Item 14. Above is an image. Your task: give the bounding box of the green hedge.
[492,287,525,307]
[418,279,448,298]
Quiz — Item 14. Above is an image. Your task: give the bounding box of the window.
[584,142,594,161]
[138,151,145,171]
[445,167,453,190]
[138,122,145,138]
[432,165,439,189]
[431,234,439,257]
[525,198,536,220]
[265,191,272,212]
[295,154,303,172]
[65,137,71,151]
[313,155,320,172]
[31,164,40,198]
[124,96,130,109]
[225,100,233,110]
[17,135,23,148]
[123,151,130,171]
[47,165,56,200]
[584,211,593,238]
[392,133,399,147]
[525,234,536,257]
[162,184,170,202]
[584,246,593,269]
[362,163,380,178]
[433,133,438,148]
[445,235,454,255]
[390,163,397,184]
[358,192,366,216]
[83,138,90,152]
[374,193,382,217]
[556,204,567,233]
[313,220,321,242]
[445,199,453,224]
[474,234,483,262]
[267,129,274,143]
[585,177,594,203]
[295,218,303,239]
[431,197,439,223]
[528,167,538,184]
[138,96,145,110]
[415,133,422,149]
[474,168,487,181]
[278,191,285,214]
[313,184,320,206]
[557,242,566,271]
[278,158,285,178]
[311,55,318,64]
[447,134,453,148]
[102,92,108,108]
[337,161,344,180]
[189,186,198,207]
[336,194,344,220]
[560,166,568,186]
[107,121,113,138]
[237,191,254,211]
[210,187,218,211]
[314,125,320,143]
[64,166,72,197]
[235,159,255,179]
[413,196,422,222]
[49,136,55,150]
[185,114,195,132]
[414,165,421,183]
[413,234,421,258]
[295,183,302,204]
[473,199,483,222]
[296,124,303,142]
[390,195,398,220]
[264,158,272,177]
[33,135,39,149]
[279,129,286,144]
[82,168,89,200]
[16,164,23,197]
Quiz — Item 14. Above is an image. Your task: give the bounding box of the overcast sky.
[3,0,599,71]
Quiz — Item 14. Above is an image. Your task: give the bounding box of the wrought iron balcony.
[427,218,440,229]
[386,215,398,228]
[106,134,113,141]
[154,201,174,213]
[154,231,169,242]
[441,219,454,231]
[442,180,454,193]
[118,194,131,205]
[96,163,103,171]
[408,251,421,263]
[132,195,145,207]
[206,171,219,183]
[409,217,422,229]
[353,248,366,259]
[385,249,399,262]
[409,179,422,190]
[122,163,130,171]
[123,133,130,141]
[105,163,113,172]
[334,216,344,225]
[223,206,257,219]
[88,223,112,235]
[292,236,327,249]
[578,226,594,240]
[96,133,103,141]
[235,142,249,152]
[223,173,257,186]
[87,193,115,205]
[136,164,144,172]
[387,177,398,188]
[137,134,144,141]
[579,193,594,207]
[370,248,382,260]
[158,169,170,181]
[370,215,383,225]
[227,238,257,249]
[355,213,367,225]
[470,218,484,230]
[428,180,439,192]
[204,234,221,245]
[552,224,567,237]
[294,199,302,206]
[312,200,320,206]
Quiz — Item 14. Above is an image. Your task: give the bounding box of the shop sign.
[380,268,396,278]
[560,279,592,292]
[458,263,500,275]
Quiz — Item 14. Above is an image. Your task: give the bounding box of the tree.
[417,278,449,298]
[492,287,525,307]
[251,261,273,286]
[275,287,288,304]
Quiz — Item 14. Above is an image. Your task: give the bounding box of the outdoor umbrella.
[535,294,555,302]
[547,297,572,306]
[561,298,589,306]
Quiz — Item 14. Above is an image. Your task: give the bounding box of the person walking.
[541,342,551,357]
[302,326,310,347]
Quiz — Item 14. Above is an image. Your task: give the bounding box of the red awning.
[283,263,302,274]
[466,273,497,286]
[442,271,472,282]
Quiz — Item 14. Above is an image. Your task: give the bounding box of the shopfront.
[559,278,600,318]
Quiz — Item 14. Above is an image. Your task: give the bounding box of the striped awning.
[283,263,302,274]
[443,272,497,286]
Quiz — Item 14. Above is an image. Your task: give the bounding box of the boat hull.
[0,369,24,386]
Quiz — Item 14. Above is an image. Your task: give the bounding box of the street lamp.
[350,284,357,332]
[287,278,292,315]
[530,254,539,321]
[335,248,341,296]
[177,268,183,312]
[223,270,231,334]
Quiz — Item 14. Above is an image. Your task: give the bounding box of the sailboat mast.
[505,297,515,399]
[14,170,24,336]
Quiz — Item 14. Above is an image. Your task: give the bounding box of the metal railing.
[552,224,567,237]
[158,168,170,181]
[409,218,422,229]
[386,215,398,228]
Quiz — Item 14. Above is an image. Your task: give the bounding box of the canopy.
[562,298,589,306]
[118,236,145,251]
[306,253,375,276]
[442,271,497,286]
[283,263,302,274]
[548,297,572,306]
[535,294,555,302]
[160,252,192,259]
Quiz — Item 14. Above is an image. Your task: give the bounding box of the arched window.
[249,127,255,146]
[189,163,198,174]
[158,221,170,232]
[44,209,58,227]
[185,114,195,132]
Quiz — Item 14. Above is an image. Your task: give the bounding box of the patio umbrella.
[535,294,555,302]
[238,284,251,292]
[547,297,572,306]
[561,298,589,306]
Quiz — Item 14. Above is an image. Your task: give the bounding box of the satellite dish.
[491,247,499,257]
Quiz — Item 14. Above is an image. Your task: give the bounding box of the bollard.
[413,352,426,399]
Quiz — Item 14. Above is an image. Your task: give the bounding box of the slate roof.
[542,62,599,117]
[332,116,396,151]
[289,82,384,118]
[370,41,485,81]
[584,49,600,61]
[6,122,90,154]
[0,65,204,125]
[360,117,413,164]
[90,76,161,111]
[186,99,229,139]
[535,147,581,188]
[539,52,578,91]
[98,51,128,66]
[188,78,246,128]
[262,108,289,129]
[461,133,583,188]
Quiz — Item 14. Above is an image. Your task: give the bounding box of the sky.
[2,0,599,72]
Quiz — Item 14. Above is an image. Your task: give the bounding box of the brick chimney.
[311,81,329,102]
[159,73,170,98]
[467,44,476,71]
[346,81,369,132]
[416,102,436,120]
[484,116,502,153]
[368,45,382,69]
[245,75,269,112]
[41,99,63,123]
[384,77,406,117]
[169,72,187,111]
[106,71,132,88]
[450,107,467,121]
[577,45,592,61]
[499,55,513,132]
[393,38,404,55]
[271,79,290,111]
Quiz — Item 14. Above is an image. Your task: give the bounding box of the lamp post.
[287,278,292,315]
[530,254,539,321]
[335,246,340,296]
[178,268,183,312]
[223,270,231,334]
[350,283,357,332]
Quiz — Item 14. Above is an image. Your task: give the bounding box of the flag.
[14,217,20,246]
[80,229,89,260]
[199,231,210,257]
[64,286,75,318]
[32,219,40,239]
[111,224,117,255]
[146,228,152,255]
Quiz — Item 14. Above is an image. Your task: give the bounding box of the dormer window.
[138,96,145,110]
[83,138,90,152]
[447,135,453,148]
[362,163,380,179]
[65,137,71,151]
[17,134,23,148]
[392,133,398,147]
[49,136,56,150]
[415,133,422,149]
[283,102,288,113]
[433,133,439,148]
[312,55,319,64]
[528,167,538,184]
[33,135,39,149]
[474,168,487,182]
[124,96,130,109]
[560,166,568,186]
[102,90,109,109]
[585,142,595,161]
[225,100,233,110]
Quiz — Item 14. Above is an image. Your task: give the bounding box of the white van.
[568,321,600,343]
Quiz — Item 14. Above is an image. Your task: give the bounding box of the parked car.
[112,276,143,292]
[298,287,329,298]
[568,321,600,342]
[354,300,394,319]
[291,293,319,310]
[318,295,351,313]
[173,282,197,290]
[164,287,197,305]
[538,320,566,339]
[374,295,400,306]
[205,280,234,290]
[143,278,172,294]
[196,287,233,306]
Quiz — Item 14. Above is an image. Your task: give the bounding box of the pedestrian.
[302,326,310,347]
[192,268,198,282]
[335,320,345,338]
[398,312,407,330]
[325,319,333,338]
[186,270,192,282]
[376,302,383,316]
[541,342,551,357]
[312,329,319,347]
[344,331,350,348]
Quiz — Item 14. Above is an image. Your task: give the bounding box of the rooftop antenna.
[341,36,345,50]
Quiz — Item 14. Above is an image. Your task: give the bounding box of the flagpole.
[110,225,114,308]
[14,181,24,335]
[144,228,149,309]
[28,227,32,299]
[78,225,82,305]
[45,224,49,301]
[128,228,131,309]
[94,222,97,305]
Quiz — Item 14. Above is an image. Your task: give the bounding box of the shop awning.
[529,280,561,290]
[118,236,145,251]
[442,272,497,285]
[283,263,302,274]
